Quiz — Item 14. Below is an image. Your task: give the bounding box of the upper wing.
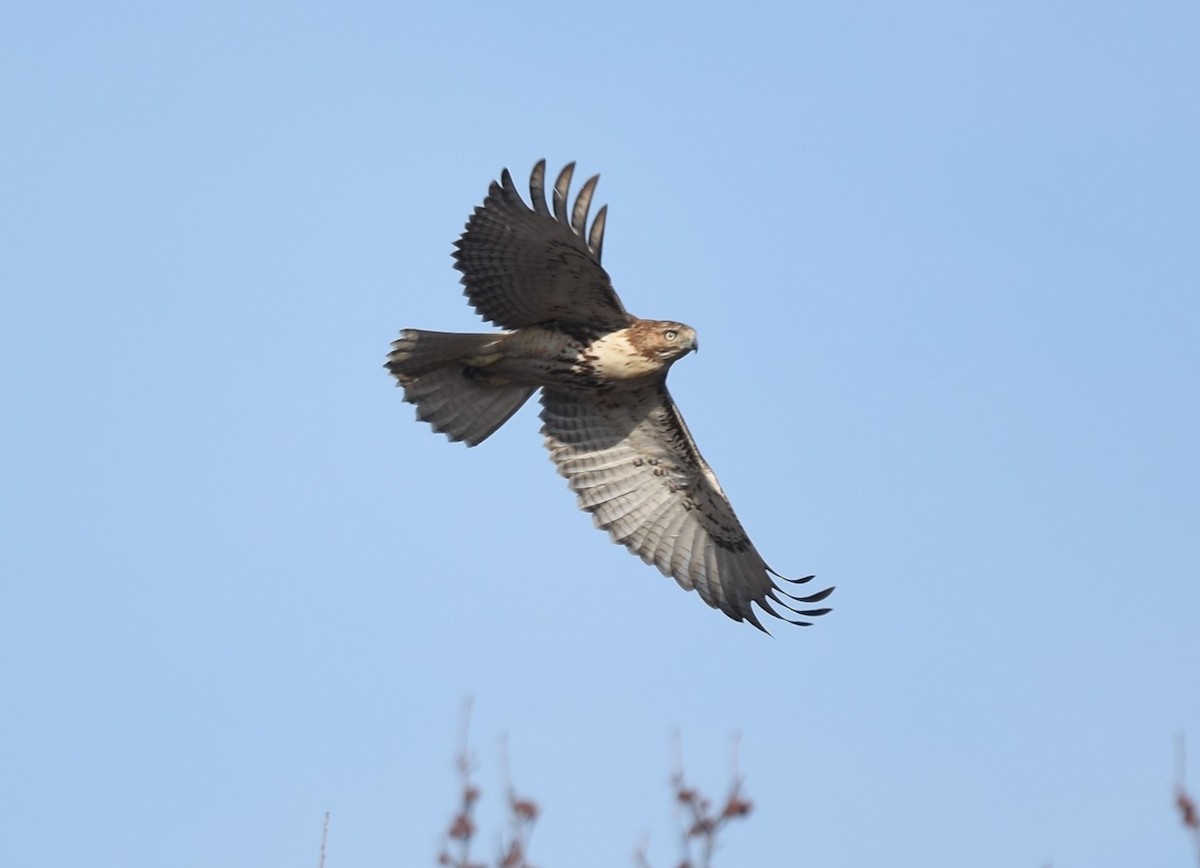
[453,161,632,331]
[539,384,833,631]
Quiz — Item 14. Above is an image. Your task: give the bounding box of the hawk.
[386,161,833,631]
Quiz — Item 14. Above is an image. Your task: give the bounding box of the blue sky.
[3,2,1198,866]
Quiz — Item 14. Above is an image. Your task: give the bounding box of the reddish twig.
[497,733,540,868]
[437,699,484,868]
[437,701,540,868]
[1177,734,1200,865]
[663,733,754,868]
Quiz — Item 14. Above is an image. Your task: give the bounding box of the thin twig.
[1176,733,1200,865]
[497,733,540,868]
[666,733,754,868]
[317,811,330,868]
[438,698,483,868]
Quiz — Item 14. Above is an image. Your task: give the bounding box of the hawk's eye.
[664,329,678,341]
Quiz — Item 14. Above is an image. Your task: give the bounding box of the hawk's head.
[629,319,698,364]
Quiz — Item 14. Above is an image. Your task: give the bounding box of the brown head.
[627,319,699,365]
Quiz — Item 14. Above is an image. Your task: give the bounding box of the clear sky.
[4,2,1198,866]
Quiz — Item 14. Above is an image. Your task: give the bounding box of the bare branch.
[317,812,330,868]
[1177,733,1200,866]
[660,732,754,868]
[437,698,485,868]
[497,732,540,868]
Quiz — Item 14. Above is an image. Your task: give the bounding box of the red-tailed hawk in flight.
[386,161,833,631]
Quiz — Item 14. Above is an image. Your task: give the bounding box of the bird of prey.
[386,160,832,631]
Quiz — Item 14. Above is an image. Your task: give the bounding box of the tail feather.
[386,329,535,446]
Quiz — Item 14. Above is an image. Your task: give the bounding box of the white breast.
[588,329,665,382]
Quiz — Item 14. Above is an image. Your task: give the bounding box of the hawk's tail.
[385,329,535,447]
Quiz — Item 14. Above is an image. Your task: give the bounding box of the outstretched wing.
[453,161,632,332]
[539,385,833,631]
